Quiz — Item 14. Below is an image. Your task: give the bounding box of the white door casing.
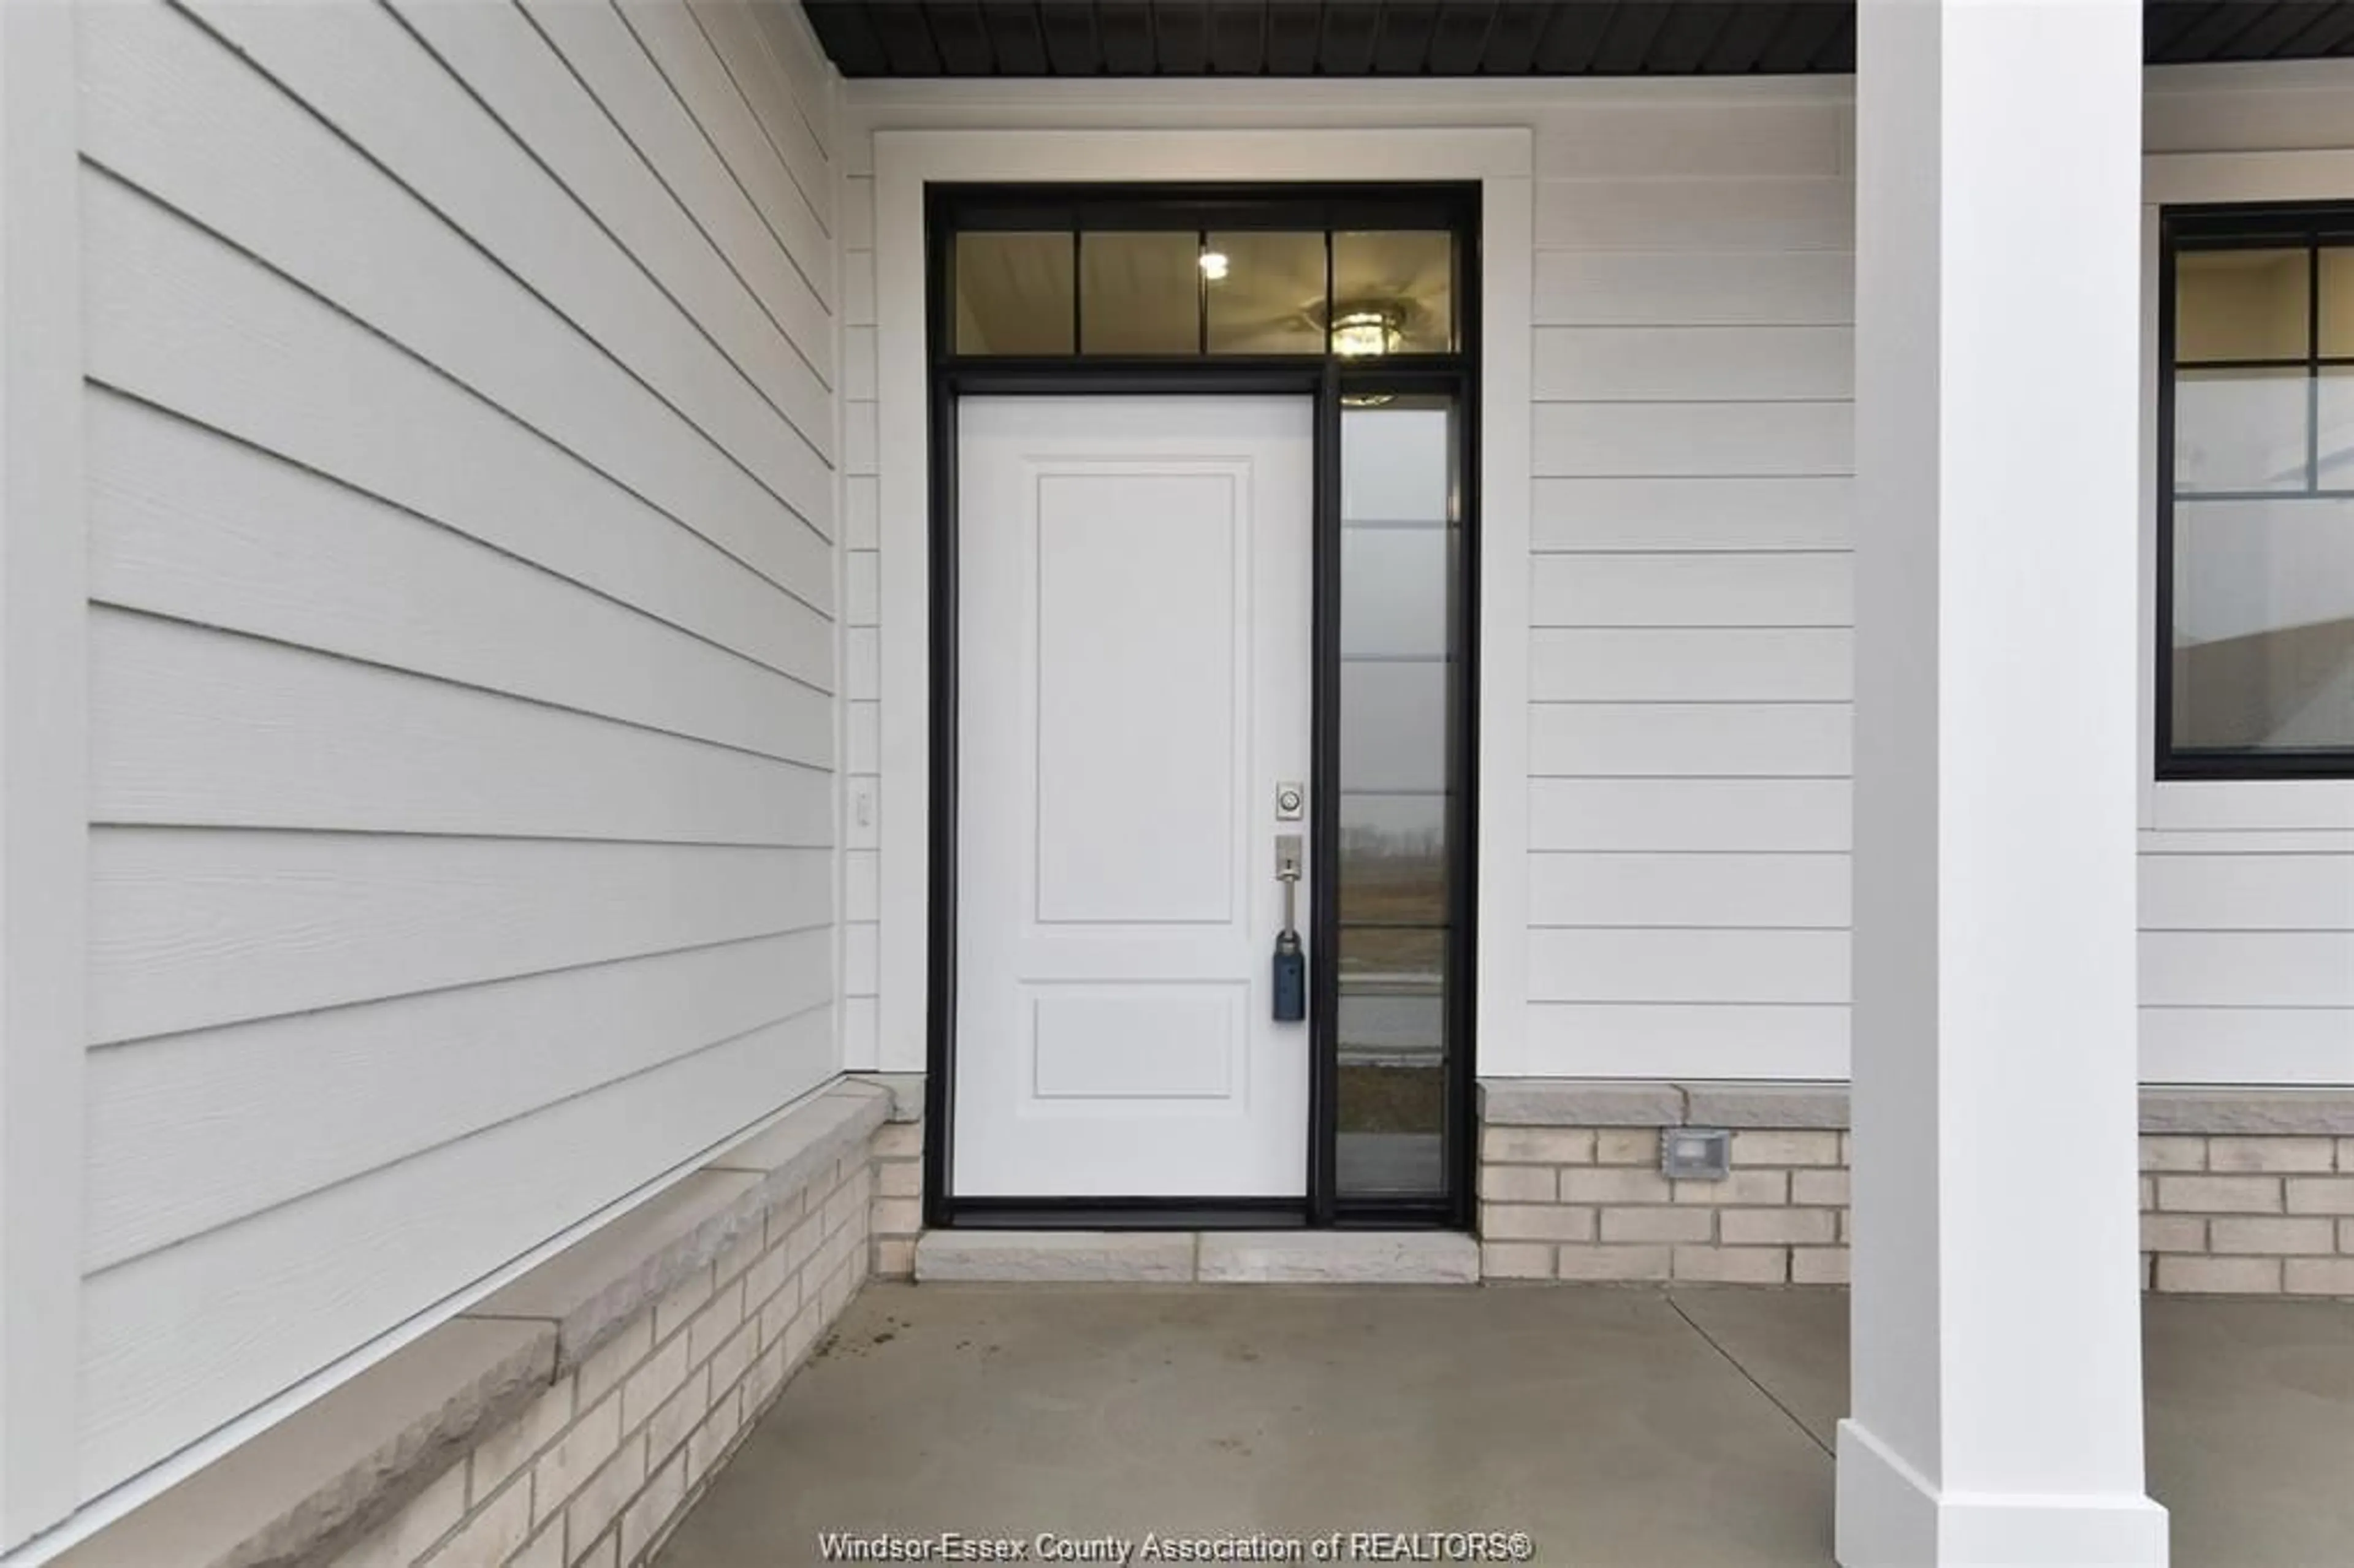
[872,129,1534,1084]
[953,395,1313,1198]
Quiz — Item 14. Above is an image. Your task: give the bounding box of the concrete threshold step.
[913,1229,1479,1285]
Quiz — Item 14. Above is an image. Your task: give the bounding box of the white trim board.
[845,59,2354,119]
[2146,147,2354,205]
[0,0,90,1545]
[869,126,1536,1076]
[846,75,1855,118]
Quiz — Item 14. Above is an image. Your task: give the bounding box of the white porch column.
[1841,2,2165,1566]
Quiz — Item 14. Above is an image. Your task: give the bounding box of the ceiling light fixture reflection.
[1329,306,1403,357]
[1198,250,1230,281]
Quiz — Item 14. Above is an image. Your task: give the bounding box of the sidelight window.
[1334,395,1461,1202]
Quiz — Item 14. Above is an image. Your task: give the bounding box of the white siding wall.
[1524,97,1855,1079]
[844,64,2354,1093]
[839,80,1860,1084]
[1528,70,2354,1085]
[71,0,842,1505]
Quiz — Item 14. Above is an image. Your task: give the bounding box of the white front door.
[953,395,1313,1198]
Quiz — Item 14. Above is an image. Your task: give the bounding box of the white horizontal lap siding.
[2135,65,2354,1086]
[82,169,825,685]
[2139,839,2354,1084]
[1530,554,1853,628]
[1529,702,1853,777]
[390,0,828,463]
[90,609,829,843]
[77,1015,828,1496]
[86,392,828,763]
[71,0,842,1504]
[1525,94,1854,1079]
[1529,929,1852,1005]
[1537,251,1853,328]
[80,8,832,600]
[1530,851,1853,928]
[1535,325,1854,403]
[2139,853,2354,932]
[1535,402,1854,479]
[183,0,834,501]
[87,834,832,1046]
[523,0,834,384]
[83,934,836,1273]
[1531,779,1853,853]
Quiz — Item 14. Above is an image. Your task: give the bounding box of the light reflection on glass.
[1335,398,1457,1201]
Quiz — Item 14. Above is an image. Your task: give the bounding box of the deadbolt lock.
[1275,781,1305,821]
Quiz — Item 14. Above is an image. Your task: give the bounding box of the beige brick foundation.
[869,1117,926,1279]
[64,1078,923,1568]
[1477,1081,2354,1297]
[1480,1119,1853,1285]
[332,1154,872,1568]
[2139,1132,2354,1295]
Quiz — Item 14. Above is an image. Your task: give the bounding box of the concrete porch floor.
[655,1284,2354,1567]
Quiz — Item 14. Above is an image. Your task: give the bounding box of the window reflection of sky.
[1340,406,1452,859]
[2169,241,2354,752]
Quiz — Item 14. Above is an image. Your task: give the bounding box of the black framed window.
[2159,206,2354,777]
[940,189,1462,363]
[1332,392,1462,1206]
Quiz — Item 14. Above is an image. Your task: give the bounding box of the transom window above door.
[940,189,1462,359]
[2160,205,2354,778]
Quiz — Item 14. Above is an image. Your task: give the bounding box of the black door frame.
[922,183,1481,1231]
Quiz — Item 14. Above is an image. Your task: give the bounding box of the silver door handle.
[1271,831,1306,1022]
[1274,832,1302,940]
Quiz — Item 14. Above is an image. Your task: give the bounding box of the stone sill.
[1479,1081,1845,1129]
[914,1230,1480,1284]
[59,1075,898,1568]
[1479,1079,2354,1135]
[861,1071,926,1125]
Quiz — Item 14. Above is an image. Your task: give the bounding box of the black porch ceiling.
[801,2,2354,78]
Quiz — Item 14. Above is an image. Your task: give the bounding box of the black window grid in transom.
[933,183,1475,366]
